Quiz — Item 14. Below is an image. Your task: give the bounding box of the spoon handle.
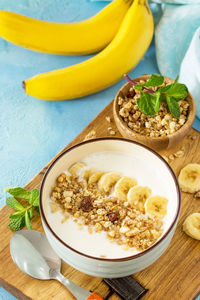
[53,271,97,300]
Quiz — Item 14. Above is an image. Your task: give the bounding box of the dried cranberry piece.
[108,212,119,222]
[127,90,135,98]
[80,196,93,212]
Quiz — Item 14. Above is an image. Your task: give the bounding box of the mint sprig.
[135,74,164,89]
[125,74,188,118]
[5,187,40,231]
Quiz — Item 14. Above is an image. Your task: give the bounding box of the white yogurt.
[46,151,176,259]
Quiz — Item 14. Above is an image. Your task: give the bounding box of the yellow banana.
[23,0,154,100]
[0,0,132,55]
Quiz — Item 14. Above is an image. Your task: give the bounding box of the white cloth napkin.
[155,3,200,118]
[179,27,200,118]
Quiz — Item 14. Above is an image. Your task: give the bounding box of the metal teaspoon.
[10,230,102,300]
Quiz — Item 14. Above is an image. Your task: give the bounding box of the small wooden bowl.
[113,75,196,151]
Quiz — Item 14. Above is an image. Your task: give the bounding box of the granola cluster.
[50,173,163,252]
[118,79,189,137]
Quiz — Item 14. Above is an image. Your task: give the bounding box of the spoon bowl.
[10,230,60,280]
[10,230,100,300]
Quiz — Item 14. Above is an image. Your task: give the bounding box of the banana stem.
[124,74,154,94]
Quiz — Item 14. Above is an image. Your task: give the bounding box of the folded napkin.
[155,3,200,118]
[179,27,200,118]
[90,0,200,119]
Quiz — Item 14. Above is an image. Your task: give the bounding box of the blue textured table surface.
[0,1,199,299]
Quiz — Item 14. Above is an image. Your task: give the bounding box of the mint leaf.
[159,94,167,102]
[5,187,31,201]
[137,92,158,116]
[174,75,179,85]
[166,96,180,118]
[10,211,25,218]
[5,186,40,231]
[154,92,161,114]
[25,210,32,229]
[129,74,188,119]
[6,197,25,211]
[159,82,188,101]
[135,74,164,89]
[29,207,34,219]
[9,212,25,231]
[30,189,39,207]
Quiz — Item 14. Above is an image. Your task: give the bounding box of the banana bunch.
[178,163,200,193]
[0,0,153,100]
[183,213,200,240]
[0,0,132,55]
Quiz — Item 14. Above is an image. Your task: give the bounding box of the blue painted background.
[0,0,199,299]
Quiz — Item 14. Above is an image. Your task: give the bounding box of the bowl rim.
[39,137,181,262]
[113,75,196,142]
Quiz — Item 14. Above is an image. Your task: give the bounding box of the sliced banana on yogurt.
[68,162,86,175]
[183,213,200,240]
[127,186,151,210]
[88,171,105,184]
[82,168,95,181]
[114,176,137,201]
[98,172,121,193]
[178,163,200,193]
[145,195,168,219]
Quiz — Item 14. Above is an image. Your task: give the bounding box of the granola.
[50,168,164,252]
[118,79,189,137]
[84,130,96,141]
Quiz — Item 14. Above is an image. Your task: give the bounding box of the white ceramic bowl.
[40,138,181,278]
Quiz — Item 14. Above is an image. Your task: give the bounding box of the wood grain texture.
[0,101,199,300]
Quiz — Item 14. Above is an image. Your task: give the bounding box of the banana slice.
[114,176,137,201]
[68,162,86,176]
[98,172,121,193]
[82,168,95,181]
[127,186,151,210]
[178,163,200,193]
[88,171,105,185]
[145,196,168,219]
[183,213,200,240]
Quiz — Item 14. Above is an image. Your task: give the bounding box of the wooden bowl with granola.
[113,74,196,151]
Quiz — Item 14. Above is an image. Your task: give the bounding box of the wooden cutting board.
[0,101,200,300]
